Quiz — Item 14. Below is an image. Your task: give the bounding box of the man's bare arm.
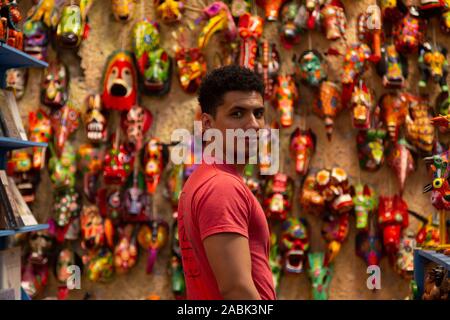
[203,233,261,300]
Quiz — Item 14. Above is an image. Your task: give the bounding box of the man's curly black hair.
[198,65,265,117]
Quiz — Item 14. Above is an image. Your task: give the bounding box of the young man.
[177,65,276,300]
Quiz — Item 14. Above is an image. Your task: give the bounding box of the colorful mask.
[387,139,415,194]
[314,80,342,140]
[56,0,92,48]
[168,164,184,208]
[273,75,298,128]
[41,60,69,109]
[238,12,264,69]
[263,172,294,221]
[84,94,107,143]
[29,108,52,170]
[21,260,48,298]
[295,50,327,87]
[380,0,406,21]
[303,0,325,30]
[379,92,408,142]
[393,7,426,54]
[27,0,60,28]
[423,151,450,210]
[255,0,286,21]
[280,217,309,273]
[144,138,164,194]
[321,0,346,41]
[50,103,80,156]
[48,142,77,190]
[137,219,169,273]
[155,0,184,23]
[80,205,105,253]
[357,11,382,62]
[242,164,261,197]
[101,50,138,111]
[103,141,135,185]
[377,194,409,259]
[321,213,349,264]
[170,217,186,299]
[53,188,81,229]
[279,2,303,48]
[269,233,282,291]
[418,42,449,92]
[256,41,281,100]
[87,248,114,282]
[435,91,450,125]
[0,0,23,49]
[356,128,387,171]
[7,150,37,203]
[300,175,325,215]
[28,229,54,265]
[197,2,237,51]
[307,252,333,300]
[6,68,27,100]
[290,128,316,176]
[396,231,415,277]
[123,170,148,221]
[55,247,81,283]
[352,184,377,231]
[405,94,435,154]
[120,105,153,148]
[114,224,138,274]
[111,0,135,22]
[350,81,374,130]
[355,217,383,266]
[316,167,354,215]
[77,143,104,203]
[377,43,408,89]
[174,47,207,93]
[22,18,49,61]
[97,187,123,222]
[416,214,441,247]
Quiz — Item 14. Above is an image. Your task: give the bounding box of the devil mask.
[84,94,107,143]
[41,60,69,109]
[101,50,138,111]
[120,105,153,148]
[22,18,49,61]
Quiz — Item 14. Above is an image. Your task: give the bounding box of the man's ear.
[201,112,214,132]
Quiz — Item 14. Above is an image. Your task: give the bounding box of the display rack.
[0,42,48,300]
[413,249,450,298]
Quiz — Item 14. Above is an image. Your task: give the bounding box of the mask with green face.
[307,252,333,300]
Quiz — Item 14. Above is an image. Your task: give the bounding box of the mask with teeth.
[280,217,309,273]
[23,19,49,61]
[84,94,107,143]
[41,60,69,109]
[101,50,138,111]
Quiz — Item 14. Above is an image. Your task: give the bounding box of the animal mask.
[377,43,408,89]
[352,184,378,231]
[101,50,138,111]
[41,60,69,109]
[387,139,415,194]
[86,249,114,282]
[280,217,310,273]
[379,92,408,142]
[393,7,426,54]
[279,2,303,48]
[80,205,105,252]
[84,94,107,143]
[137,219,169,273]
[350,81,374,130]
[6,68,27,100]
[405,94,435,154]
[123,170,147,219]
[56,0,92,48]
[154,0,184,23]
[423,152,450,210]
[321,213,350,263]
[48,142,77,190]
[356,129,387,171]
[111,0,135,22]
[418,42,449,92]
[144,138,164,194]
[290,128,316,176]
[77,143,104,203]
[257,0,286,21]
[314,81,342,140]
[103,141,135,185]
[114,224,139,274]
[120,105,152,149]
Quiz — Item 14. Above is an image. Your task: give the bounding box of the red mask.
[104,142,135,186]
[238,12,264,69]
[289,128,316,176]
[50,103,80,156]
[175,47,207,93]
[120,105,153,149]
[263,173,294,221]
[101,50,138,111]
[144,138,164,194]
[387,139,415,194]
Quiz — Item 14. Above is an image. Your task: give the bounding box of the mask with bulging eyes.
[41,60,69,109]
[6,68,28,100]
[23,19,49,61]
[84,94,107,143]
[101,50,138,111]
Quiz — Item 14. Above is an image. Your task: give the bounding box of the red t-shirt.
[177,160,276,300]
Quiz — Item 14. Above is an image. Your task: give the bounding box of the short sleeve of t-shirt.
[193,174,251,242]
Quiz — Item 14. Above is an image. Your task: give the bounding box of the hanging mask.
[41,60,69,109]
[314,80,342,140]
[300,175,325,214]
[279,217,310,273]
[97,187,123,222]
[111,0,135,22]
[238,12,264,69]
[29,108,52,170]
[405,94,435,154]
[22,18,49,61]
[269,232,282,291]
[356,128,387,171]
[174,47,207,93]
[56,1,92,48]
[53,188,81,229]
[132,20,172,95]
[28,229,54,265]
[48,142,77,190]
[423,152,450,211]
[123,170,147,220]
[357,12,382,63]
[0,0,23,49]
[418,42,449,93]
[379,92,408,142]
[144,138,164,194]
[352,183,377,232]
[294,50,327,87]
[155,0,185,24]
[273,75,298,128]
[289,128,316,176]
[77,143,104,203]
[355,226,383,267]
[170,217,186,298]
[256,0,287,21]
[120,105,153,148]
[350,81,374,130]
[263,172,294,221]
[256,41,281,100]
[114,224,139,274]
[50,103,80,156]
[81,205,105,252]
[8,150,37,203]
[6,68,28,100]
[387,139,415,194]
[320,0,346,41]
[86,248,114,282]
[377,43,408,89]
[396,231,416,277]
[84,94,107,143]
[321,213,350,264]
[307,252,333,300]
[101,50,138,111]
[416,214,441,247]
[279,2,304,48]
[138,219,169,273]
[55,247,82,283]
[377,195,409,259]
[393,7,426,54]
[103,141,135,185]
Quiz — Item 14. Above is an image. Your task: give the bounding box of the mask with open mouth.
[22,18,49,61]
[280,217,309,273]
[41,60,69,109]
[111,0,135,22]
[101,50,138,111]
[84,94,107,143]
[423,151,450,210]
[6,68,27,100]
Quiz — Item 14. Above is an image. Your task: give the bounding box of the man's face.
[202,91,265,163]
